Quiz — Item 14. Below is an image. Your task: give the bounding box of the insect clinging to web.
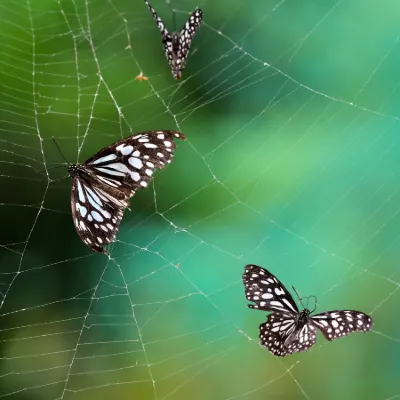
[242,265,373,357]
[144,0,203,80]
[52,131,185,253]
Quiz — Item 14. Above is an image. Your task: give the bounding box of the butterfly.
[144,0,203,79]
[54,131,185,253]
[242,265,373,357]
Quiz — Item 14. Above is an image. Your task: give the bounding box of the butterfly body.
[243,265,373,357]
[63,131,185,253]
[145,0,203,79]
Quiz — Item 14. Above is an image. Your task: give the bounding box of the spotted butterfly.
[57,131,185,253]
[242,265,373,357]
[144,0,203,79]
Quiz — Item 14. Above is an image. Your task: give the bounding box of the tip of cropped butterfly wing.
[174,131,186,140]
[85,242,107,254]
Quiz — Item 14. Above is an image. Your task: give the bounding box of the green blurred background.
[1,0,399,398]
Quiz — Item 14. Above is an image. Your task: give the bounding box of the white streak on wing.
[84,186,102,206]
[84,187,113,218]
[90,153,117,165]
[104,163,131,173]
[144,143,157,149]
[95,167,125,177]
[76,180,85,203]
[270,301,284,309]
[94,188,124,212]
[132,150,140,157]
[97,175,120,187]
[282,298,297,312]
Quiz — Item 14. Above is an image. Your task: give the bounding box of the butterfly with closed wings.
[55,130,185,253]
[144,0,203,79]
[242,264,373,357]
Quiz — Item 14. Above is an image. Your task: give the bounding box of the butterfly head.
[68,164,85,178]
[298,308,311,324]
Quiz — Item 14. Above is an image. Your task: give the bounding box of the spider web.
[1,0,400,399]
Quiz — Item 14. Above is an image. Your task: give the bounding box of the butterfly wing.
[71,130,185,253]
[242,264,299,314]
[145,0,169,38]
[311,310,373,341]
[84,130,185,193]
[71,176,126,253]
[177,9,203,69]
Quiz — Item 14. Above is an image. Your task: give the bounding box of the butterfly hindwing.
[71,177,125,253]
[242,264,299,314]
[259,312,317,357]
[69,130,185,253]
[311,310,373,341]
[259,312,296,357]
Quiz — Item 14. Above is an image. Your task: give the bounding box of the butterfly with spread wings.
[144,0,203,79]
[55,131,185,253]
[242,265,373,357]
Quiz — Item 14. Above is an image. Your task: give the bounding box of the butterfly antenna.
[292,286,307,310]
[308,295,318,313]
[52,136,70,165]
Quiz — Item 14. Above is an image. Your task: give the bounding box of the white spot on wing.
[90,153,118,165]
[261,293,273,299]
[91,211,104,222]
[128,157,143,169]
[144,143,157,149]
[121,145,133,155]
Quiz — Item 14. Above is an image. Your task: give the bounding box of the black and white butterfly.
[144,0,203,79]
[55,131,185,253]
[242,265,373,357]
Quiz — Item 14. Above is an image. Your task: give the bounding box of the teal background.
[0,0,399,398]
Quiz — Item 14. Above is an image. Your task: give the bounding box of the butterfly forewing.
[311,310,373,341]
[145,0,168,37]
[242,264,299,314]
[70,130,185,253]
